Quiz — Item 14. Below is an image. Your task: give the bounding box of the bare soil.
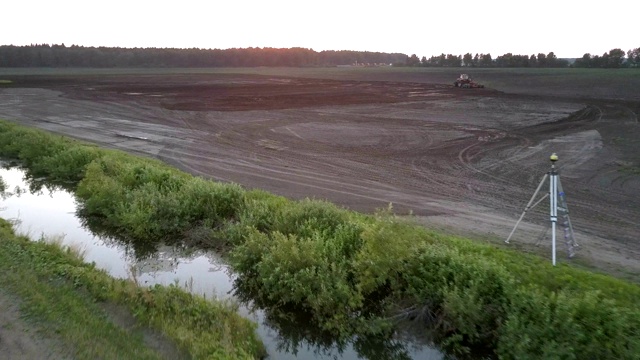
[0,290,71,360]
[0,69,638,282]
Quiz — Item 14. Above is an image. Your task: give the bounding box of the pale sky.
[3,0,638,58]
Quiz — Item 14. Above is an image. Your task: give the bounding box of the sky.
[3,0,638,58]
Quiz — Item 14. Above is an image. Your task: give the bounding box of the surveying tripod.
[505,153,578,266]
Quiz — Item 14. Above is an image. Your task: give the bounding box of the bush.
[270,198,354,238]
[231,224,366,336]
[180,177,245,226]
[0,124,64,164]
[77,155,246,244]
[498,288,640,360]
[33,144,102,184]
[76,159,128,226]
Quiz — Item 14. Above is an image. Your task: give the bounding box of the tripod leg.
[557,177,578,249]
[506,174,549,244]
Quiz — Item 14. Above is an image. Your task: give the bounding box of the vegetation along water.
[0,217,264,359]
[1,119,639,359]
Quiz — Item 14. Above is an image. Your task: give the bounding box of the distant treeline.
[573,48,640,68]
[2,44,639,68]
[0,44,406,67]
[407,47,640,68]
[408,52,570,68]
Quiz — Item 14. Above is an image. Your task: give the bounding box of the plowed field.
[1,68,638,279]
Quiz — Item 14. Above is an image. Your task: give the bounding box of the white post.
[549,155,558,266]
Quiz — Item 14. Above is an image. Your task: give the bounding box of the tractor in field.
[454,74,484,88]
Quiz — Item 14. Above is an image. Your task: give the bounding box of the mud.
[0,69,638,280]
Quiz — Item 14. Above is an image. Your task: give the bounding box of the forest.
[0,44,638,68]
[0,45,405,68]
[412,47,640,68]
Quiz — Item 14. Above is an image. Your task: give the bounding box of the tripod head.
[550,153,558,173]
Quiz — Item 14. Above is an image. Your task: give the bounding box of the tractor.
[454,74,484,88]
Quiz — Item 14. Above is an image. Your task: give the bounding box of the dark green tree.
[628,47,640,67]
[406,54,421,66]
[574,53,592,67]
[463,52,473,67]
[480,53,493,67]
[537,53,547,67]
[446,54,461,67]
[606,48,626,68]
[546,51,557,67]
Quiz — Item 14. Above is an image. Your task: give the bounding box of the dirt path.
[0,290,71,360]
[0,268,186,360]
[0,72,638,280]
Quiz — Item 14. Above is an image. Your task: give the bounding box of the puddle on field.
[0,166,443,360]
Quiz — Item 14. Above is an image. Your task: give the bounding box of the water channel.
[0,165,443,360]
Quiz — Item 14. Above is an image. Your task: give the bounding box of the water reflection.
[0,164,443,360]
[244,293,416,360]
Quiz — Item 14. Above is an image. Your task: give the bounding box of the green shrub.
[76,160,128,225]
[75,154,246,244]
[353,213,431,295]
[438,261,513,355]
[237,190,290,232]
[117,162,188,192]
[270,198,353,238]
[0,123,31,158]
[179,177,245,226]
[0,122,106,188]
[0,124,65,167]
[35,144,103,183]
[231,226,366,336]
[498,288,640,359]
[115,182,182,240]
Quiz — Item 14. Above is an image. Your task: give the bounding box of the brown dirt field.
[0,69,639,281]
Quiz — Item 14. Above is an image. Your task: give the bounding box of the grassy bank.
[1,120,639,359]
[0,217,264,359]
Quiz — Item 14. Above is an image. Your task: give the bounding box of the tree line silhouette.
[0,44,405,68]
[0,44,638,68]
[408,52,570,68]
[407,47,640,68]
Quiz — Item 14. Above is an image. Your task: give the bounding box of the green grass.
[0,218,264,359]
[1,119,640,359]
[0,229,165,359]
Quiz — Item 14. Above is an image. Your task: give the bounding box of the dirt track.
[0,290,70,360]
[0,69,638,279]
